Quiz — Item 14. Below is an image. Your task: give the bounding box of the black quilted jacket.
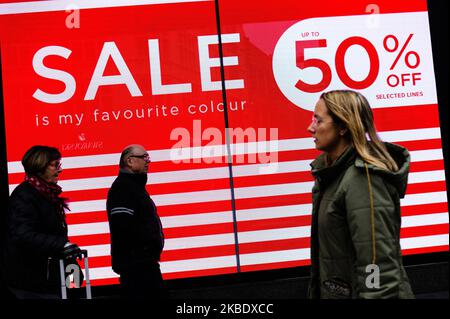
[106,171,164,274]
[3,181,68,293]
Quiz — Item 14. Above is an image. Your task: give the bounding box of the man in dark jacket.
[106,144,166,299]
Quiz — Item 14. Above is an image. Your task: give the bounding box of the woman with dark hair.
[307,90,414,299]
[3,145,82,299]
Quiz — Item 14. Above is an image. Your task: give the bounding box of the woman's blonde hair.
[321,90,398,171]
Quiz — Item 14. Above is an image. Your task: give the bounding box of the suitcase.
[58,249,92,299]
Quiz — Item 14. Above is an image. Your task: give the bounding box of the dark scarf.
[25,175,70,224]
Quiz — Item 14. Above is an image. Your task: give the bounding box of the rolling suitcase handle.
[59,249,92,299]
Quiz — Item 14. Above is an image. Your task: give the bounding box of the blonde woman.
[307,90,414,299]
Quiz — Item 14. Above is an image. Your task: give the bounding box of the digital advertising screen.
[0,0,448,287]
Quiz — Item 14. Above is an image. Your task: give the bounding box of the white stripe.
[408,170,446,184]
[161,255,237,273]
[240,249,310,266]
[69,222,109,236]
[236,204,312,221]
[154,188,232,206]
[59,176,116,193]
[0,0,211,15]
[163,211,233,228]
[80,244,110,258]
[161,233,238,251]
[69,200,106,214]
[234,182,314,199]
[233,159,312,176]
[6,127,442,174]
[410,149,443,162]
[165,233,235,250]
[402,213,449,228]
[379,127,441,142]
[400,234,449,250]
[401,191,448,207]
[238,226,310,243]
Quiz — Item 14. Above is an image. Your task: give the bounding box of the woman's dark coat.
[3,181,68,293]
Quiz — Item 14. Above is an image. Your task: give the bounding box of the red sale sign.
[0,0,448,286]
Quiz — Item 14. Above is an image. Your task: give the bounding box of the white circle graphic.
[272,21,325,112]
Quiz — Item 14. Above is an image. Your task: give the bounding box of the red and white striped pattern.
[7,104,449,286]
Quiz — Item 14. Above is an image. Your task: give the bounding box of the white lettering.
[32,46,76,104]
[148,39,192,95]
[198,33,244,91]
[85,42,142,100]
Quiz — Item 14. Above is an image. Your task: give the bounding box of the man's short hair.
[119,146,135,169]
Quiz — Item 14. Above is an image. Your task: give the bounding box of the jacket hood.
[354,142,410,198]
[311,142,410,197]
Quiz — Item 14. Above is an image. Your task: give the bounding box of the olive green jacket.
[308,143,414,299]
